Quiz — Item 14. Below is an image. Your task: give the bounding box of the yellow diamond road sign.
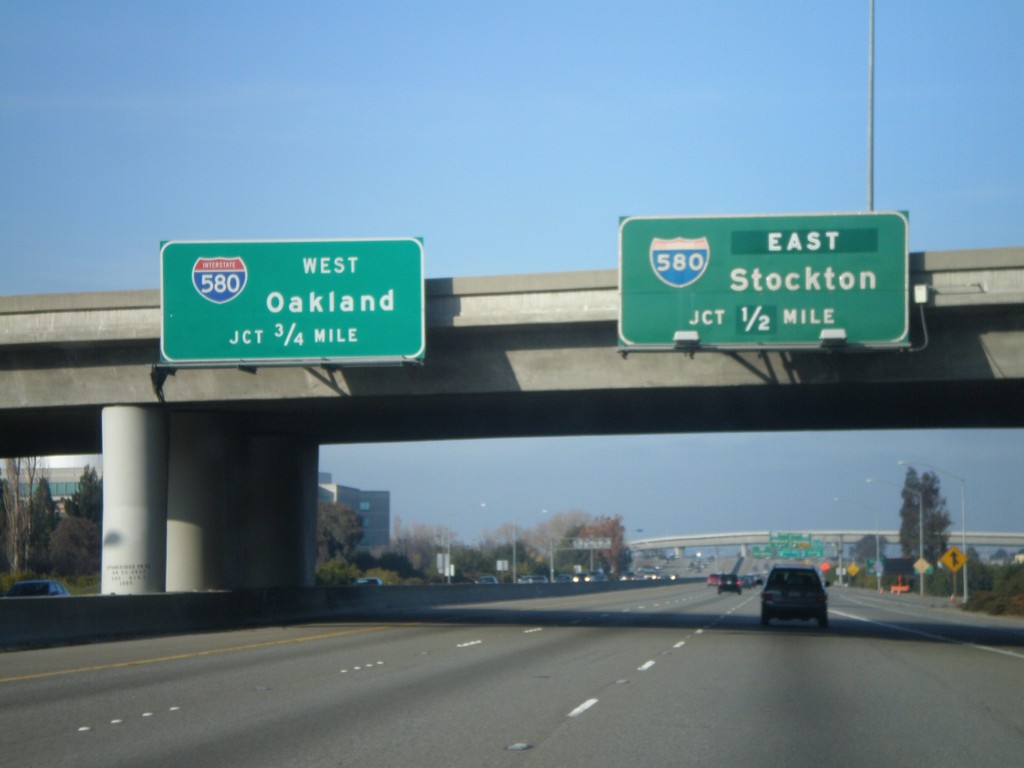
[941,546,968,572]
[914,557,931,574]
[846,563,860,577]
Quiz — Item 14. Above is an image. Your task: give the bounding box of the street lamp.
[447,502,485,584]
[898,460,967,603]
[867,477,925,597]
[834,497,882,592]
[512,509,547,584]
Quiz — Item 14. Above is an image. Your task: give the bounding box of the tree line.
[316,504,629,585]
[1,459,103,579]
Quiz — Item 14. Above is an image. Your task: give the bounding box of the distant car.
[706,573,722,587]
[475,575,499,584]
[572,571,608,583]
[517,574,549,584]
[718,573,742,595]
[353,577,383,586]
[554,573,575,583]
[4,580,70,597]
[760,565,828,628]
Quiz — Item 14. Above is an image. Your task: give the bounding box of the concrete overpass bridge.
[2,246,1022,593]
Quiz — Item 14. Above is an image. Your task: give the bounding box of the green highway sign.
[619,212,909,350]
[770,532,813,547]
[572,538,613,549]
[161,239,424,365]
[769,532,826,559]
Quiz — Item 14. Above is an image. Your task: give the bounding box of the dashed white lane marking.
[568,698,599,717]
[638,660,656,671]
[457,640,483,648]
[524,628,543,634]
[78,707,180,734]
[673,641,686,648]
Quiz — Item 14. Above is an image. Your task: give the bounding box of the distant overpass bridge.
[1,246,1022,593]
[628,531,1024,554]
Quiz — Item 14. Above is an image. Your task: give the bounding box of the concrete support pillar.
[166,413,247,591]
[101,406,167,594]
[166,414,317,591]
[242,436,319,588]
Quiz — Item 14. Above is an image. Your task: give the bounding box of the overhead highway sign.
[619,212,909,350]
[161,238,425,365]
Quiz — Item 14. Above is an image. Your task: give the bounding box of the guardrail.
[0,579,694,650]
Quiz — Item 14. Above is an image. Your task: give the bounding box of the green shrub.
[316,560,360,586]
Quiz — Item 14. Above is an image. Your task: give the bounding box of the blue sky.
[3,2,1021,542]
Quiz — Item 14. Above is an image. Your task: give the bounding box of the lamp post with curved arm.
[512,509,548,584]
[899,460,967,603]
[834,497,882,592]
[868,477,925,597]
[447,502,486,584]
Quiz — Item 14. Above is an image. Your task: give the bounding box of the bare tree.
[391,516,444,573]
[3,457,42,573]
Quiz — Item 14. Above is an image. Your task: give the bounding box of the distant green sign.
[161,239,424,364]
[619,212,909,349]
[572,537,613,550]
[770,532,813,547]
[769,532,825,559]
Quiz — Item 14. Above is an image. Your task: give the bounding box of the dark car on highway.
[760,565,828,628]
[717,573,742,594]
[4,579,70,597]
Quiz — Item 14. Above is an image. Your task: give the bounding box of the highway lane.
[1,583,1022,767]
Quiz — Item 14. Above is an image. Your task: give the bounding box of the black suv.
[717,573,742,595]
[760,565,828,628]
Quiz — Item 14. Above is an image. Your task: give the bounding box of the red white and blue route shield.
[192,257,247,304]
[650,237,709,288]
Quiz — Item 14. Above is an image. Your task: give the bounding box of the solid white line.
[830,609,1024,661]
[568,698,599,717]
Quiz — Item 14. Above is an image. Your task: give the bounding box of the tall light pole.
[899,460,968,603]
[512,509,547,584]
[868,477,925,596]
[447,502,485,584]
[867,0,875,211]
[834,497,882,592]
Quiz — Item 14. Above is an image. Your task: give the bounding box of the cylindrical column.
[101,406,167,594]
[166,413,246,591]
[243,436,319,588]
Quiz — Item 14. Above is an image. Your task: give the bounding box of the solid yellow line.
[0,624,406,684]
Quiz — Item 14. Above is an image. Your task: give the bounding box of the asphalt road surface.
[2,583,1022,767]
